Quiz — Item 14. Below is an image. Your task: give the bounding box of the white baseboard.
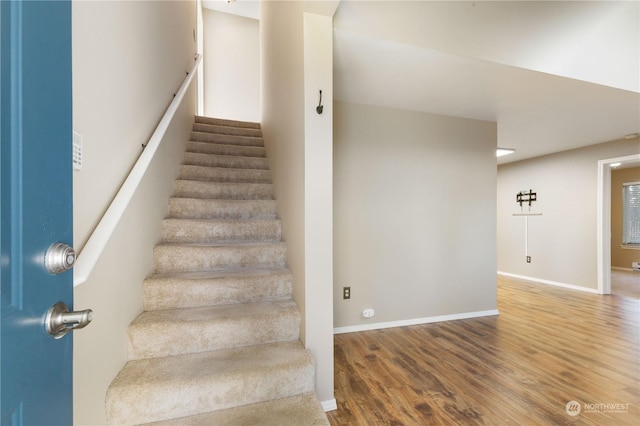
[612,266,635,272]
[321,398,337,412]
[497,271,600,294]
[333,309,499,335]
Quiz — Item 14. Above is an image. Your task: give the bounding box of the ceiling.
[206,1,640,165]
[202,0,260,19]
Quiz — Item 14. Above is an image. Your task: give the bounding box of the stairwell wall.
[303,11,335,410]
[260,0,306,336]
[202,8,260,122]
[71,1,197,424]
[261,0,335,408]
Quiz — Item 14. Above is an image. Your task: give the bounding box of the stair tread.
[184,151,268,162]
[163,217,280,225]
[175,179,272,187]
[180,164,271,176]
[131,300,298,326]
[168,200,277,219]
[109,341,312,387]
[147,267,291,281]
[128,301,300,359]
[156,241,286,248]
[192,125,262,138]
[169,197,277,209]
[173,180,274,200]
[169,196,277,203]
[143,268,293,311]
[162,218,282,242]
[106,341,315,424]
[195,116,261,129]
[186,141,266,157]
[180,164,270,172]
[192,128,262,135]
[190,131,264,147]
[153,241,287,274]
[182,153,269,171]
[179,169,271,184]
[162,217,282,237]
[141,393,329,426]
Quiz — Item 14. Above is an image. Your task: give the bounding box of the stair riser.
[192,122,262,138]
[168,199,277,220]
[162,219,282,243]
[187,141,266,158]
[174,181,273,200]
[184,152,269,170]
[143,271,293,311]
[195,116,261,129]
[154,244,287,274]
[191,131,263,147]
[179,165,271,184]
[128,304,301,359]
[105,343,316,425]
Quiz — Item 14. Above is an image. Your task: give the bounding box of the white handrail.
[74,54,202,287]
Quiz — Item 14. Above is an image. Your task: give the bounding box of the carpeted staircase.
[105,117,329,426]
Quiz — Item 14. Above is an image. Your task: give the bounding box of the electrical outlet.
[526,256,531,263]
[343,286,351,300]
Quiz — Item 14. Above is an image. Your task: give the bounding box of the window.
[622,181,640,245]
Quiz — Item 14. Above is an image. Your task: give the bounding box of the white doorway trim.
[597,153,640,294]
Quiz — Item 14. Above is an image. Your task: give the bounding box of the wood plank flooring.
[612,269,640,299]
[327,276,639,425]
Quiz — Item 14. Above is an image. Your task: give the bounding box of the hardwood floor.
[327,276,639,425]
[612,269,640,299]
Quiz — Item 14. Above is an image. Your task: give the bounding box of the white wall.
[333,101,498,329]
[73,1,197,249]
[72,1,197,424]
[303,11,335,409]
[497,138,640,291]
[261,0,335,408]
[203,8,260,122]
[261,0,306,338]
[334,1,639,93]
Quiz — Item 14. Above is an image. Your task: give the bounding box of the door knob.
[45,301,93,339]
[45,242,76,274]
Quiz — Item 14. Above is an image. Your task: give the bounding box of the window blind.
[622,182,640,245]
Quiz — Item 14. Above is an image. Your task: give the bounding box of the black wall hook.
[316,90,324,114]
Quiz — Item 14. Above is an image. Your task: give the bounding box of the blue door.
[1,1,75,424]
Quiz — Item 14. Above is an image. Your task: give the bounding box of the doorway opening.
[597,153,640,295]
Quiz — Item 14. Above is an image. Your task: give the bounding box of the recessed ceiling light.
[496,148,515,157]
[610,162,622,168]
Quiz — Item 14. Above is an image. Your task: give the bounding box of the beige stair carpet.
[106,116,329,425]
